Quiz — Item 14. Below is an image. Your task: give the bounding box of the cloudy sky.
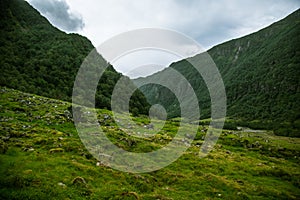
[27,0,300,78]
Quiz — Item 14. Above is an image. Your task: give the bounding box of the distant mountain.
[135,9,300,136]
[0,0,149,115]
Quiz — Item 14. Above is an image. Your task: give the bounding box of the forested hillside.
[136,9,300,136]
[0,0,149,114]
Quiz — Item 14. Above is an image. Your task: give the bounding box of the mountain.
[135,9,300,136]
[0,0,150,115]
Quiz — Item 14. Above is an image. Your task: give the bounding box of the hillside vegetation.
[0,87,300,199]
[0,0,149,115]
[136,9,300,136]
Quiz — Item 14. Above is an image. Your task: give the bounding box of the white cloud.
[27,0,84,32]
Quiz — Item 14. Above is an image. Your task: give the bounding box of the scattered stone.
[226,150,232,154]
[1,136,10,142]
[128,125,133,129]
[28,147,35,152]
[23,147,34,152]
[63,110,72,119]
[49,148,64,153]
[103,114,110,120]
[144,124,154,129]
[72,176,86,185]
[58,182,67,188]
[121,191,139,200]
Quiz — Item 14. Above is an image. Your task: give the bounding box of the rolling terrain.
[0,87,299,199]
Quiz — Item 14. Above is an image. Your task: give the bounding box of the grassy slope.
[0,87,299,199]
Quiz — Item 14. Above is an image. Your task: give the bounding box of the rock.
[226,150,231,154]
[121,191,139,199]
[49,148,64,153]
[58,182,67,188]
[72,176,86,185]
[28,147,35,152]
[103,114,110,120]
[23,147,34,152]
[147,124,154,129]
[63,110,72,119]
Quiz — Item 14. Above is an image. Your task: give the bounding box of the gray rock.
[72,177,86,185]
[58,182,67,187]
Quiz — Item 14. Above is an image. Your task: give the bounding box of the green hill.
[0,0,149,115]
[135,9,300,136]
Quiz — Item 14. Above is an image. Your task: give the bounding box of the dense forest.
[136,9,300,136]
[0,0,150,115]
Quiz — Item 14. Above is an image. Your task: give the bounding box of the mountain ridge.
[135,9,300,136]
[0,0,150,115]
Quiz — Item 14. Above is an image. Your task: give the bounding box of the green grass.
[0,87,300,199]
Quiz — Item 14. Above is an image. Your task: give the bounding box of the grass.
[0,86,299,199]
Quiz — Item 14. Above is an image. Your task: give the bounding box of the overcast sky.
[27,0,300,78]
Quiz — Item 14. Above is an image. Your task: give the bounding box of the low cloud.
[28,0,84,32]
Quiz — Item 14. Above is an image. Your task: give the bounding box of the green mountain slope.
[1,86,300,199]
[136,9,300,136]
[0,0,149,114]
